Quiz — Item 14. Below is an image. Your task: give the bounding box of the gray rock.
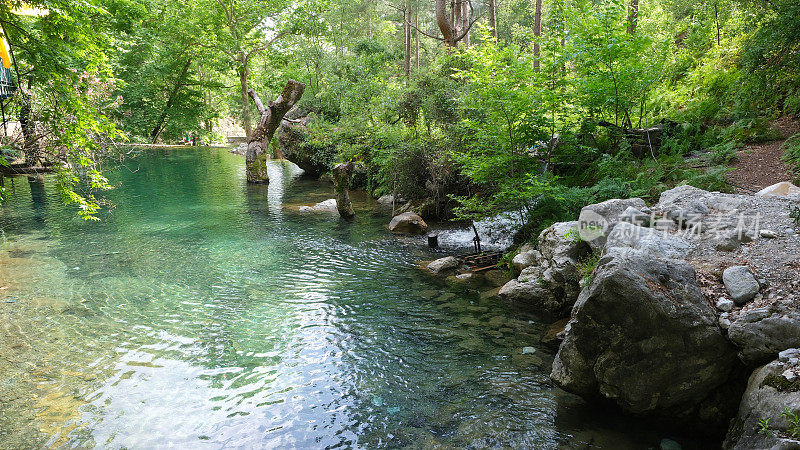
[298,198,338,213]
[660,438,683,450]
[728,304,800,365]
[551,248,737,422]
[719,316,732,330]
[512,249,542,271]
[604,222,691,259]
[779,349,800,363]
[760,229,778,239]
[427,256,460,274]
[717,298,735,312]
[723,266,760,305]
[620,206,651,226]
[723,359,800,449]
[578,198,648,250]
[498,279,568,320]
[656,185,713,224]
[389,212,428,235]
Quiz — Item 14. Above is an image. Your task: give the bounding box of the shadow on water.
[0,147,720,448]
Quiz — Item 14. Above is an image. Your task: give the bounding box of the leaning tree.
[245,80,305,184]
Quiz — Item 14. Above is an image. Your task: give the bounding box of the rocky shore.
[423,183,800,447]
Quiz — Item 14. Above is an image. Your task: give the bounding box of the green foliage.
[781,408,800,439]
[576,252,601,284]
[781,134,800,182]
[758,418,773,438]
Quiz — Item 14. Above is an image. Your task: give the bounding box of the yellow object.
[0,38,10,69]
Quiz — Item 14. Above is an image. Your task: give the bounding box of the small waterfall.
[434,212,524,252]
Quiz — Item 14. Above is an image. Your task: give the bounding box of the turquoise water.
[0,148,705,448]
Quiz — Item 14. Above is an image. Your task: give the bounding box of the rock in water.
[551,248,738,424]
[722,266,760,305]
[332,162,355,220]
[298,199,338,213]
[388,212,428,235]
[426,256,459,275]
[723,358,800,449]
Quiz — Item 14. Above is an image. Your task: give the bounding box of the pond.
[0,148,709,448]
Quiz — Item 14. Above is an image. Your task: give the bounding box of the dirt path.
[726,116,799,193]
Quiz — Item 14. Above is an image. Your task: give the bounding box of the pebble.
[522,347,536,355]
[760,230,778,239]
[716,298,734,312]
[719,316,731,330]
[782,369,797,382]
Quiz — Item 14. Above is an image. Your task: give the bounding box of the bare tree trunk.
[628,0,639,34]
[238,53,253,140]
[436,0,457,47]
[151,58,193,144]
[460,0,470,47]
[415,11,420,70]
[534,0,543,70]
[404,2,412,77]
[332,162,355,220]
[488,0,497,38]
[246,80,306,184]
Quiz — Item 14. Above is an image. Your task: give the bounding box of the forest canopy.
[0,0,797,232]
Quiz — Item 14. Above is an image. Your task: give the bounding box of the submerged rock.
[389,212,428,235]
[427,256,459,275]
[298,199,338,213]
[551,248,738,425]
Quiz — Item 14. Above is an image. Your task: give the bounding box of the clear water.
[0,148,711,448]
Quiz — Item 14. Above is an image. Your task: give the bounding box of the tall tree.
[488,0,497,38]
[534,0,543,70]
[628,0,639,34]
[214,0,291,140]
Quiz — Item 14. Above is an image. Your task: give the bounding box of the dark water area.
[0,148,717,448]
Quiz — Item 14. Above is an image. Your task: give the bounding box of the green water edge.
[0,147,713,449]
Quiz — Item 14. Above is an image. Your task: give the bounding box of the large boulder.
[728,304,800,366]
[604,222,691,259]
[724,357,800,449]
[578,198,648,250]
[389,212,428,235]
[551,248,738,424]
[498,279,564,318]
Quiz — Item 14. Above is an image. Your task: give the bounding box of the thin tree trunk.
[404,2,411,77]
[436,0,457,47]
[246,80,306,184]
[534,0,543,70]
[415,11,420,70]
[460,0,470,47]
[151,58,192,143]
[488,0,497,38]
[238,53,253,140]
[628,0,639,34]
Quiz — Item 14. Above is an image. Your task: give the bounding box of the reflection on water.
[0,148,710,448]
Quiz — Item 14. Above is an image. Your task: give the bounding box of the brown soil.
[727,116,800,192]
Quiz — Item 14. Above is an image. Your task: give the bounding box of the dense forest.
[0,0,797,233]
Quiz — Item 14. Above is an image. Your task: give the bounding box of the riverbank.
[451,182,800,448]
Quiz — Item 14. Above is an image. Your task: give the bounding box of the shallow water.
[0,148,711,448]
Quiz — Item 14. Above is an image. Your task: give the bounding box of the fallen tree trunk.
[246,80,305,184]
[598,120,678,158]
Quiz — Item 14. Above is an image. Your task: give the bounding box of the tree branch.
[247,88,266,115]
